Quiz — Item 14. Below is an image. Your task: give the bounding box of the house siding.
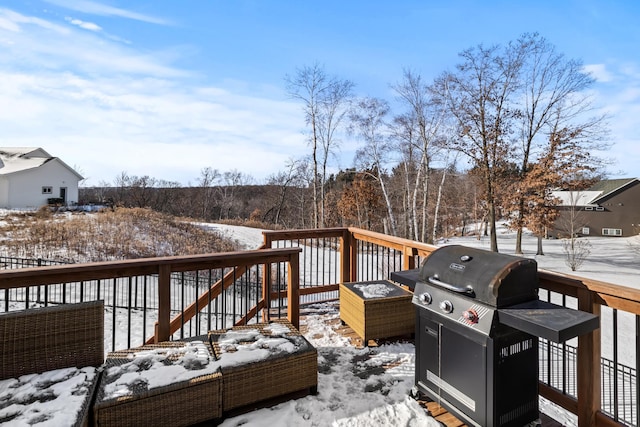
[4,159,80,209]
[552,180,640,237]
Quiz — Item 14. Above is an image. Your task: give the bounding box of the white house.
[0,147,83,209]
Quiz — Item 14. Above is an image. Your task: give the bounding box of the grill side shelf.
[498,300,600,343]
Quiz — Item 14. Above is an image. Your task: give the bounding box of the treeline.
[83,33,611,253]
[79,167,484,240]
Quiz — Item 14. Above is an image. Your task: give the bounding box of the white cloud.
[0,8,70,34]
[0,9,185,77]
[65,16,101,32]
[583,63,614,83]
[589,62,640,178]
[43,0,169,25]
[0,6,306,186]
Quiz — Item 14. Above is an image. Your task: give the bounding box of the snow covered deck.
[290,302,565,427]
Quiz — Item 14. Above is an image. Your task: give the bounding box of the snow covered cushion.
[208,319,318,412]
[0,366,98,427]
[94,340,222,427]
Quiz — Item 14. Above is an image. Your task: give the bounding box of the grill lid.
[418,245,538,307]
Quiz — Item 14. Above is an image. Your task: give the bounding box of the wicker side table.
[340,280,415,342]
[209,319,318,413]
[93,341,222,427]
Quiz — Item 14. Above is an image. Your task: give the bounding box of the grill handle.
[427,276,475,297]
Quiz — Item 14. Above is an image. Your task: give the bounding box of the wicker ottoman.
[340,280,415,342]
[209,319,318,413]
[93,341,222,427]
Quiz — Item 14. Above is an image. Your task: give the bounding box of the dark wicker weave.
[209,319,318,413]
[0,300,105,380]
[94,341,222,427]
[340,281,415,342]
[0,301,105,427]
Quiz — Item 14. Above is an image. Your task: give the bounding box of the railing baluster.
[127,277,132,348]
[614,308,619,421]
[112,277,117,350]
[143,276,147,346]
[636,314,640,426]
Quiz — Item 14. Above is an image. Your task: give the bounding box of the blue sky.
[0,0,638,186]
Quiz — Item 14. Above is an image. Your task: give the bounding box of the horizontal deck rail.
[1,226,638,427]
[0,248,301,348]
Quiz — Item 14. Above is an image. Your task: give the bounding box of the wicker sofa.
[0,300,105,427]
[0,302,318,426]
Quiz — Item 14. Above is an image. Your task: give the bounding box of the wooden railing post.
[287,252,300,330]
[262,232,272,323]
[403,246,416,271]
[155,264,171,343]
[349,231,358,282]
[577,287,601,427]
[340,230,351,284]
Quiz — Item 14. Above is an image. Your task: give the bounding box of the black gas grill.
[391,245,599,427]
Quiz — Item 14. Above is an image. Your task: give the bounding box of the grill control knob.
[439,300,454,314]
[463,309,479,324]
[420,293,432,304]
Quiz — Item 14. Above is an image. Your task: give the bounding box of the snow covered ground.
[2,221,638,426]
[208,223,640,427]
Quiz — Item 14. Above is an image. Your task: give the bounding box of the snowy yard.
[2,221,638,426]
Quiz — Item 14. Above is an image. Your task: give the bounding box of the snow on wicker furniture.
[208,319,318,413]
[339,280,415,342]
[93,341,222,427]
[0,300,105,427]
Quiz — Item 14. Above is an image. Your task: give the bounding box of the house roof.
[551,190,602,206]
[551,178,639,206]
[588,178,639,204]
[0,147,83,179]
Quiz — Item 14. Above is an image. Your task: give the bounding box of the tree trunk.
[432,168,447,244]
[378,174,397,237]
[516,227,524,254]
[536,235,544,255]
[489,201,499,252]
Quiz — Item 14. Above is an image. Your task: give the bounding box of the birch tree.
[349,97,398,236]
[392,70,443,243]
[285,63,353,228]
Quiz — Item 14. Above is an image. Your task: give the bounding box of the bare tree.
[218,170,253,219]
[521,121,601,256]
[317,78,354,227]
[558,191,591,271]
[511,33,607,254]
[264,159,303,227]
[285,63,353,228]
[388,113,419,238]
[349,97,398,235]
[392,70,444,242]
[433,40,530,251]
[197,167,220,220]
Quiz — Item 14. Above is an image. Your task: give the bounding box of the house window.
[585,206,593,211]
[602,228,622,236]
[582,227,590,235]
[42,186,52,194]
[595,207,605,211]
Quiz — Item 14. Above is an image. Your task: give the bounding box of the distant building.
[0,147,83,209]
[551,178,640,237]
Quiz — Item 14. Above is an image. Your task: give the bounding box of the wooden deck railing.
[0,248,301,343]
[1,226,638,427]
[263,227,635,427]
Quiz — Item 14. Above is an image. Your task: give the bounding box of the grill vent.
[499,338,534,359]
[499,399,538,425]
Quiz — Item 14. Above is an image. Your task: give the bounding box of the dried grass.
[0,208,237,262]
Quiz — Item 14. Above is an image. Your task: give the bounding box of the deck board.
[301,306,569,427]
